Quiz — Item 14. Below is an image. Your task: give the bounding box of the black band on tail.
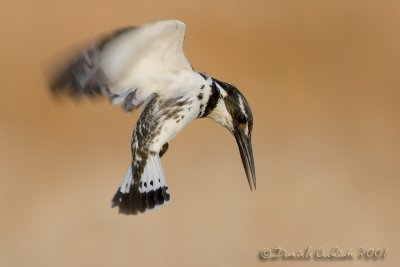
[112,185,170,215]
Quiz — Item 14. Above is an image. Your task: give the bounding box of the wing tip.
[171,19,185,28]
[48,46,108,100]
[147,19,186,31]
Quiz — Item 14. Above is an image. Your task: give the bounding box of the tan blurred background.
[1,1,399,266]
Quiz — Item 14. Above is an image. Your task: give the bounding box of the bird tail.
[112,154,170,215]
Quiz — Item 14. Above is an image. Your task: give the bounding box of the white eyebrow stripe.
[238,96,246,116]
[215,82,228,98]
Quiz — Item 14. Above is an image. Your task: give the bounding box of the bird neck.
[199,77,221,118]
[196,74,233,130]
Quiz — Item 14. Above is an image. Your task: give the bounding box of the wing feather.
[51,20,192,111]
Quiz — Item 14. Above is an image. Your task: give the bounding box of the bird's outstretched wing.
[51,20,192,111]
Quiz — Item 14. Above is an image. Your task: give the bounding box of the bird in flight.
[51,20,255,215]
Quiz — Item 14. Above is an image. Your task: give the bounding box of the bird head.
[207,78,256,191]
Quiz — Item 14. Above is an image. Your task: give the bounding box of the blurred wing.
[51,20,192,111]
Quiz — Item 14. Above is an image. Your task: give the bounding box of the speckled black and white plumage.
[50,20,256,215]
[112,95,195,214]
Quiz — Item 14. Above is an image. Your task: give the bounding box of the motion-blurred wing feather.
[51,20,192,111]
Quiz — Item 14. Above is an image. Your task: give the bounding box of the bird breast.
[146,95,199,152]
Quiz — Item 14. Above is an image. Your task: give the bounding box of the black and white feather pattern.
[49,19,257,215]
[51,20,208,215]
[112,154,170,214]
[51,20,192,111]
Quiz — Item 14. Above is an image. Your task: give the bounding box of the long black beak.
[234,129,256,191]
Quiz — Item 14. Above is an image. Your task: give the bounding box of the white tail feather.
[112,154,170,214]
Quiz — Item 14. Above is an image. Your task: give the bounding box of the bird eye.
[237,114,247,124]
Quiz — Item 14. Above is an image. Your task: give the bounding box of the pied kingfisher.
[51,20,256,215]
